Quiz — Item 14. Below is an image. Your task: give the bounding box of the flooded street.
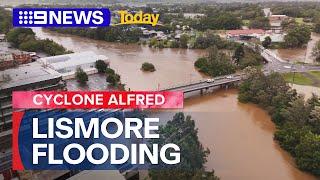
[272,33,320,63]
[33,28,316,180]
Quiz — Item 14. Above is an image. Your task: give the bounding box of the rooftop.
[38,51,108,70]
[0,62,61,90]
[226,29,265,36]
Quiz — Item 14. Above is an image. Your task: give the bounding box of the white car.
[206,79,215,83]
[226,75,233,79]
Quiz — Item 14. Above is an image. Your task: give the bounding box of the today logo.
[116,11,160,26]
[12,8,111,27]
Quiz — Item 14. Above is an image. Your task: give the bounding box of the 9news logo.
[12,8,111,27]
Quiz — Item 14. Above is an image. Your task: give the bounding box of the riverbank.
[239,70,320,177]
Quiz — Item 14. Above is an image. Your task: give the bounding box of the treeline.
[49,26,142,43]
[6,28,71,56]
[239,68,320,176]
[0,8,12,34]
[194,44,263,77]
[271,2,320,20]
[148,31,239,49]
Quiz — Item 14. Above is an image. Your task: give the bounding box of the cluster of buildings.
[226,8,288,43]
[0,51,109,179]
[0,51,37,70]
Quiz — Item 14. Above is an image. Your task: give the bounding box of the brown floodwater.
[271,33,320,63]
[33,28,317,180]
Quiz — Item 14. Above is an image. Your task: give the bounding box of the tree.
[141,62,156,72]
[6,28,35,47]
[95,60,109,73]
[148,112,219,180]
[233,44,245,64]
[312,40,320,62]
[249,17,270,29]
[179,34,189,48]
[314,23,320,33]
[75,67,88,84]
[262,36,272,48]
[295,132,320,176]
[106,73,120,87]
[283,25,311,48]
[194,46,236,77]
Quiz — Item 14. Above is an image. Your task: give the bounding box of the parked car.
[206,78,215,83]
[226,75,233,79]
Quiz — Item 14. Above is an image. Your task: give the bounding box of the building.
[263,8,272,17]
[226,29,265,41]
[0,51,33,70]
[269,15,288,33]
[38,51,109,80]
[0,34,5,42]
[260,33,285,43]
[0,62,66,178]
[0,52,14,70]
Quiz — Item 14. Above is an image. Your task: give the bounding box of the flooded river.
[33,28,316,180]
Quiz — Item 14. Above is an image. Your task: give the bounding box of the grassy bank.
[283,71,320,87]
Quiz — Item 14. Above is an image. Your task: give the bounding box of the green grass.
[309,71,320,79]
[242,20,250,26]
[295,18,304,25]
[283,72,313,86]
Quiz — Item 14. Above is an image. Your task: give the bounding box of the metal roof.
[39,51,108,70]
[0,62,61,90]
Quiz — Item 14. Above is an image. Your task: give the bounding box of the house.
[226,29,265,41]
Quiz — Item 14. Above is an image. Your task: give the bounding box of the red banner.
[12,91,183,109]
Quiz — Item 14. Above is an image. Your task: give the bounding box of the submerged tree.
[149,112,219,180]
[75,67,88,84]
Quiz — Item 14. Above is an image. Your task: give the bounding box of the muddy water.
[272,33,320,63]
[33,28,316,180]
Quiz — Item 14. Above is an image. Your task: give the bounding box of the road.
[240,41,320,73]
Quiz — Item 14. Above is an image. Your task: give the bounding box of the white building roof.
[39,51,108,70]
[0,62,61,90]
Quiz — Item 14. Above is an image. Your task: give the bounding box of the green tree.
[295,132,320,175]
[75,67,88,84]
[6,28,35,47]
[179,34,189,48]
[314,23,320,33]
[141,62,156,72]
[249,17,270,29]
[95,60,109,73]
[106,73,121,87]
[262,36,272,48]
[194,46,236,77]
[149,112,219,180]
[283,25,311,48]
[233,44,245,64]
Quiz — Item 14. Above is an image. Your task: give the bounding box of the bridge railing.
[160,73,245,91]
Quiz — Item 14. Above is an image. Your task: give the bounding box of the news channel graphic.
[12,8,111,27]
[12,8,160,27]
[12,91,183,170]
